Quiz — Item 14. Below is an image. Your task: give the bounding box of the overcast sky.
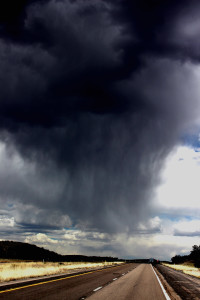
[1,0,200,260]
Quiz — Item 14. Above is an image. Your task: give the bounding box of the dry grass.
[0,261,123,282]
[163,263,200,278]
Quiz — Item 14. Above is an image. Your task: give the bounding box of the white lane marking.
[93,286,102,292]
[113,278,117,281]
[151,265,171,300]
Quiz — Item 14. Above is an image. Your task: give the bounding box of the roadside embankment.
[0,260,123,282]
[163,263,200,278]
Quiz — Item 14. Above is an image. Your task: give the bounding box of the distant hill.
[0,241,119,262]
[0,241,61,261]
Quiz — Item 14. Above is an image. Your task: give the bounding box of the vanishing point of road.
[0,263,168,300]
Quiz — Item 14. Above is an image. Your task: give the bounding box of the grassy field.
[0,261,123,282]
[163,262,200,278]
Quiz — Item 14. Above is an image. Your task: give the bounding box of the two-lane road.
[88,264,167,300]
[0,263,169,300]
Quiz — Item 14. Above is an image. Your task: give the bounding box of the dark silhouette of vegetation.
[0,241,119,262]
[171,255,189,265]
[122,259,148,263]
[171,245,200,267]
[62,255,118,262]
[190,245,200,268]
[0,241,61,261]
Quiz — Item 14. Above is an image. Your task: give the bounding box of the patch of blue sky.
[158,214,196,222]
[64,226,77,231]
[181,132,200,149]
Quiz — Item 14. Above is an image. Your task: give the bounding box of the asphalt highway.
[88,264,167,300]
[0,263,139,300]
[3,262,200,299]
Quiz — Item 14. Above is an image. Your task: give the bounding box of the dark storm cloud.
[0,0,200,234]
[110,0,200,63]
[0,0,199,126]
[174,230,200,237]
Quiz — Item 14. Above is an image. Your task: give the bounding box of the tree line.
[171,245,200,267]
[0,241,119,262]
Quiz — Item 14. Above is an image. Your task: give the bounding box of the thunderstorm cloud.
[1,0,200,259]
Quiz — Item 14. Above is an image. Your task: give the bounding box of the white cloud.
[25,233,58,245]
[0,215,14,227]
[156,145,200,209]
[173,219,200,236]
[64,230,109,241]
[137,217,162,233]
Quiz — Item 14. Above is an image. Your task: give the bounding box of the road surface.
[88,264,167,300]
[156,264,200,299]
[0,263,138,300]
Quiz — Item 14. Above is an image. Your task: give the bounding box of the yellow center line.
[0,264,124,294]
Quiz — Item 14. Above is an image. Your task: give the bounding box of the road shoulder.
[154,265,182,300]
